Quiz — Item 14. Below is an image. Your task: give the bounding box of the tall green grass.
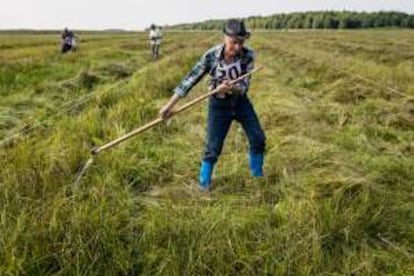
[0,30,413,275]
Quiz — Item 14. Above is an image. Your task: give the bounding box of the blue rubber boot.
[199,161,215,191]
[249,152,264,177]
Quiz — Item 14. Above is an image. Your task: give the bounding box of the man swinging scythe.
[159,19,266,191]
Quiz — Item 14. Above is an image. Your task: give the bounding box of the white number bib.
[215,60,242,81]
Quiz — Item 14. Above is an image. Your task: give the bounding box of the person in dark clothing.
[61,28,77,53]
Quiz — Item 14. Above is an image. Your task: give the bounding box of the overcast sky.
[1,0,413,30]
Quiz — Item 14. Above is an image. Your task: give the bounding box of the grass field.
[0,30,413,275]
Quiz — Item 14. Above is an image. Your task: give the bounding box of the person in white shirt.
[149,24,162,59]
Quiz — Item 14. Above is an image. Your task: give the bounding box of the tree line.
[168,11,414,30]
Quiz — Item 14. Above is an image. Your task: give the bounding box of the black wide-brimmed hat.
[223,19,251,40]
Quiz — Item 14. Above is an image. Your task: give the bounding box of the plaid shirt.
[174,44,255,97]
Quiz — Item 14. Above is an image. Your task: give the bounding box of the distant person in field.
[149,24,162,59]
[61,27,78,53]
[159,19,265,191]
